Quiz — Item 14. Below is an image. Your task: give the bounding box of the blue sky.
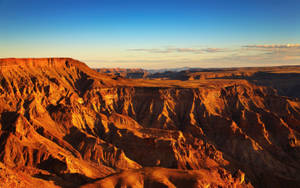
[0,0,300,68]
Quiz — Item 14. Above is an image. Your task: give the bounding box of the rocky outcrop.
[82,167,249,188]
[0,58,299,187]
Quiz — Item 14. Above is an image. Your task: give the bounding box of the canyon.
[0,58,299,187]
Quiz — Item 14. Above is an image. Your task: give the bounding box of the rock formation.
[0,58,299,187]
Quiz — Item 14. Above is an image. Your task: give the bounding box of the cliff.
[0,58,299,187]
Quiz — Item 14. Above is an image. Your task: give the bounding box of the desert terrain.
[0,58,299,187]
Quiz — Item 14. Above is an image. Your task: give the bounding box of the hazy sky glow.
[0,0,300,68]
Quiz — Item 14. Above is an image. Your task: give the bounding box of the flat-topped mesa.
[0,57,87,69]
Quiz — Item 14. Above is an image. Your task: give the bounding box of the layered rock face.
[0,58,299,187]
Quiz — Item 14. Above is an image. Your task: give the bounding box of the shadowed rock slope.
[0,58,299,187]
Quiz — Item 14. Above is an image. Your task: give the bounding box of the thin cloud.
[203,44,300,67]
[202,48,225,53]
[128,47,225,54]
[128,48,172,53]
[243,44,300,49]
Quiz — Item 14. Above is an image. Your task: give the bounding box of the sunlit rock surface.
[0,58,299,187]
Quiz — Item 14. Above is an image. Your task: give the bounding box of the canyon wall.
[0,58,299,187]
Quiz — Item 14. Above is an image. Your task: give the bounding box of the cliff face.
[0,58,299,187]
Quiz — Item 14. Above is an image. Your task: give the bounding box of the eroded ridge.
[0,58,299,188]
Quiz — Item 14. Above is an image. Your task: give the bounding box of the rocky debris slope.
[0,58,299,187]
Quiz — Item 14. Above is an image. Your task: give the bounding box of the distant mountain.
[147,67,193,73]
[94,68,149,78]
